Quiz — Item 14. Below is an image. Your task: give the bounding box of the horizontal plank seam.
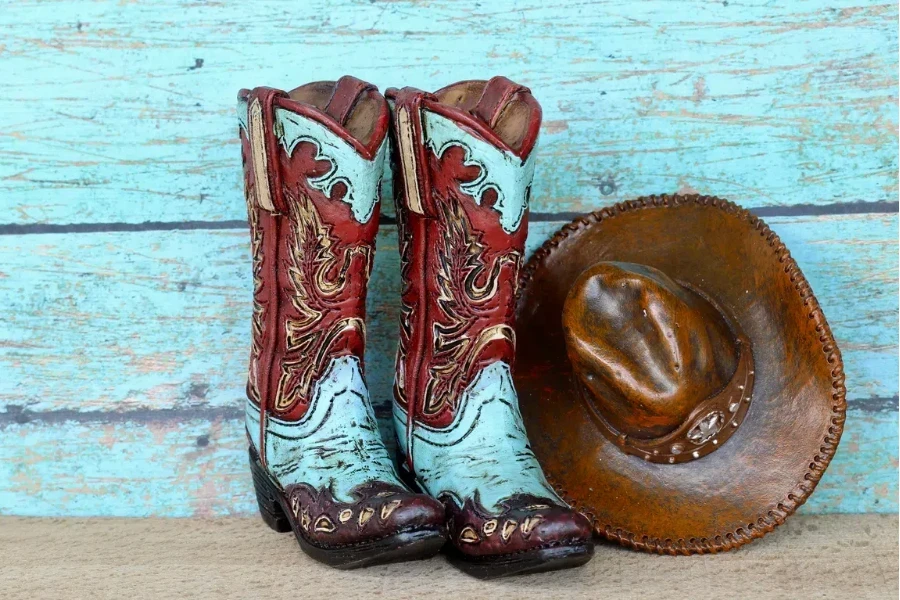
[0,396,894,427]
[0,201,896,235]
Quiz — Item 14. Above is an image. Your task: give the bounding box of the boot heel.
[249,447,292,533]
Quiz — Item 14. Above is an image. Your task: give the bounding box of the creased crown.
[562,262,739,440]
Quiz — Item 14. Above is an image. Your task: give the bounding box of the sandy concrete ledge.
[0,514,896,599]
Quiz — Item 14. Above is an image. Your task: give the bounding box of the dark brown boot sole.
[445,541,594,580]
[249,447,446,569]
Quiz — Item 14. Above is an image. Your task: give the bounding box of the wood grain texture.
[0,0,896,224]
[1,216,895,415]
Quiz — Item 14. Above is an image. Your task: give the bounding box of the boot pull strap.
[386,86,438,471]
[240,86,290,469]
[388,87,435,218]
[470,76,530,128]
[243,87,289,214]
[325,76,376,126]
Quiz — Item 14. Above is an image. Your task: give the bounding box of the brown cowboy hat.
[514,194,846,555]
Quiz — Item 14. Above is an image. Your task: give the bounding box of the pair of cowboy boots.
[237,76,593,579]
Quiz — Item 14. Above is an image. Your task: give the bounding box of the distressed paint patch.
[246,356,400,503]
[395,361,562,513]
[424,111,537,233]
[276,109,386,224]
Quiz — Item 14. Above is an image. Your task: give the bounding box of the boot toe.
[448,494,594,559]
[515,504,593,550]
[287,482,446,548]
[371,490,447,536]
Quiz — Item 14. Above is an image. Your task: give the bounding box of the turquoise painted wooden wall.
[0,0,896,517]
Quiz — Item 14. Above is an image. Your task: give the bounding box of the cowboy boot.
[237,77,446,568]
[386,77,594,578]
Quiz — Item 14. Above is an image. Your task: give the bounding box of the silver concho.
[687,412,725,445]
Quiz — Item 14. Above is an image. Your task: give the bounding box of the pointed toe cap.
[521,504,593,549]
[378,491,447,533]
[287,482,446,548]
[448,495,593,558]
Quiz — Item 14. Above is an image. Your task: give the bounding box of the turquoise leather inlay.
[247,356,402,502]
[423,111,537,234]
[276,109,387,224]
[237,98,386,224]
[394,361,562,513]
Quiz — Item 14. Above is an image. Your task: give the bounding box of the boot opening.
[432,79,540,154]
[287,80,384,148]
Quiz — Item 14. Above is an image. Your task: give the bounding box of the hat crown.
[562,262,739,441]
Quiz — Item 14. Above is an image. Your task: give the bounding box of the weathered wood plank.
[0,418,250,518]
[764,214,899,399]
[0,407,893,517]
[0,214,895,415]
[0,1,895,224]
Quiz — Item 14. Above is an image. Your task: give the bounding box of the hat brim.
[515,195,846,554]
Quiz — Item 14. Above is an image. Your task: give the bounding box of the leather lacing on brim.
[516,193,848,555]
